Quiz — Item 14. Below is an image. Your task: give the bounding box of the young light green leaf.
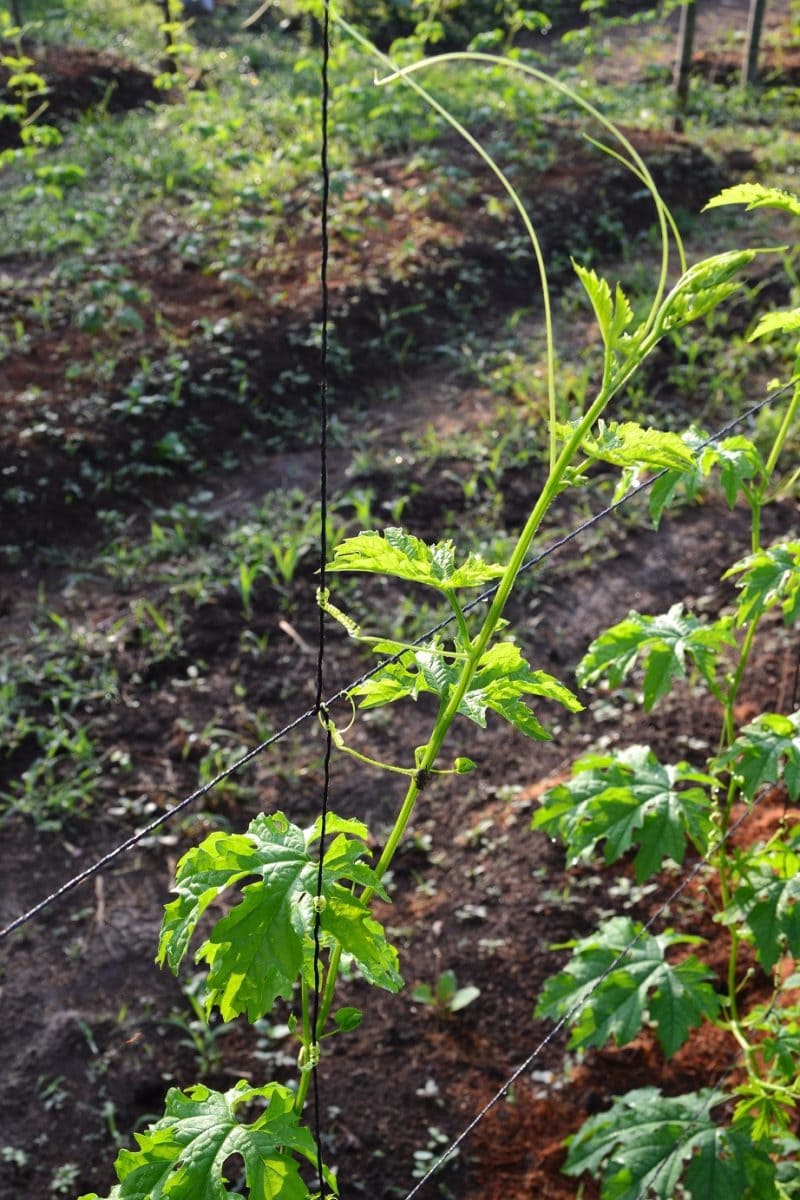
[724,541,800,626]
[658,250,760,331]
[79,1080,323,1200]
[577,603,734,710]
[332,1006,362,1033]
[572,261,634,351]
[714,710,800,803]
[454,756,477,773]
[158,811,401,1021]
[564,1086,777,1200]
[352,640,581,740]
[532,744,714,880]
[749,308,800,341]
[558,418,696,473]
[704,182,800,220]
[704,435,766,507]
[326,527,505,590]
[535,916,720,1057]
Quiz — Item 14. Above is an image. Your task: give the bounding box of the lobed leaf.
[326,527,505,590]
[704,182,800,220]
[157,811,401,1022]
[723,541,800,627]
[78,1080,324,1200]
[648,425,707,527]
[749,308,800,341]
[647,428,765,526]
[721,829,800,971]
[572,261,635,353]
[563,1086,777,1200]
[533,744,714,880]
[578,603,734,710]
[352,639,581,740]
[535,916,720,1057]
[714,710,800,804]
[559,418,696,473]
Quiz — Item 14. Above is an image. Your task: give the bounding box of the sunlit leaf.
[723,541,800,626]
[714,710,800,803]
[327,527,505,590]
[78,1080,323,1200]
[704,182,800,220]
[158,811,401,1022]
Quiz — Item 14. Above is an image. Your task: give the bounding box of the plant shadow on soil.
[1,9,800,1200]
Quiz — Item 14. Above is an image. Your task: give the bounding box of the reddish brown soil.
[0,40,168,150]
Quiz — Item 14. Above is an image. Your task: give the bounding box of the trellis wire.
[398,791,769,1200]
[0,378,794,945]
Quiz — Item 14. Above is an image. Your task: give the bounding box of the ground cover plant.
[1,1,800,1198]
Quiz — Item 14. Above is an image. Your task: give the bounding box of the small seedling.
[412,969,481,1015]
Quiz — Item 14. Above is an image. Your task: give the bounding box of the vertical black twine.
[312,2,333,1196]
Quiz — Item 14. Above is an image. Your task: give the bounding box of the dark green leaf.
[722,831,800,971]
[536,916,720,1057]
[564,1086,777,1200]
[532,745,714,879]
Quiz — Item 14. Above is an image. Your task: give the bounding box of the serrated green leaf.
[564,1086,777,1200]
[648,426,708,528]
[578,604,734,710]
[646,427,763,524]
[536,916,720,1057]
[559,418,696,473]
[706,435,766,507]
[724,541,800,626]
[158,811,401,1021]
[750,308,800,341]
[573,262,636,355]
[723,834,800,971]
[87,1080,322,1200]
[533,745,714,880]
[326,527,505,590]
[704,182,800,220]
[734,1079,797,1139]
[352,639,581,739]
[714,710,800,803]
[659,250,760,332]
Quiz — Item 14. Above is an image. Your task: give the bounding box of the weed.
[411,969,481,1015]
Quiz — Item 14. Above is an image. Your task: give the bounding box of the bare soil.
[1,3,799,1199]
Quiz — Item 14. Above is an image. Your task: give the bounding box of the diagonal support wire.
[398,792,768,1200]
[0,380,794,943]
